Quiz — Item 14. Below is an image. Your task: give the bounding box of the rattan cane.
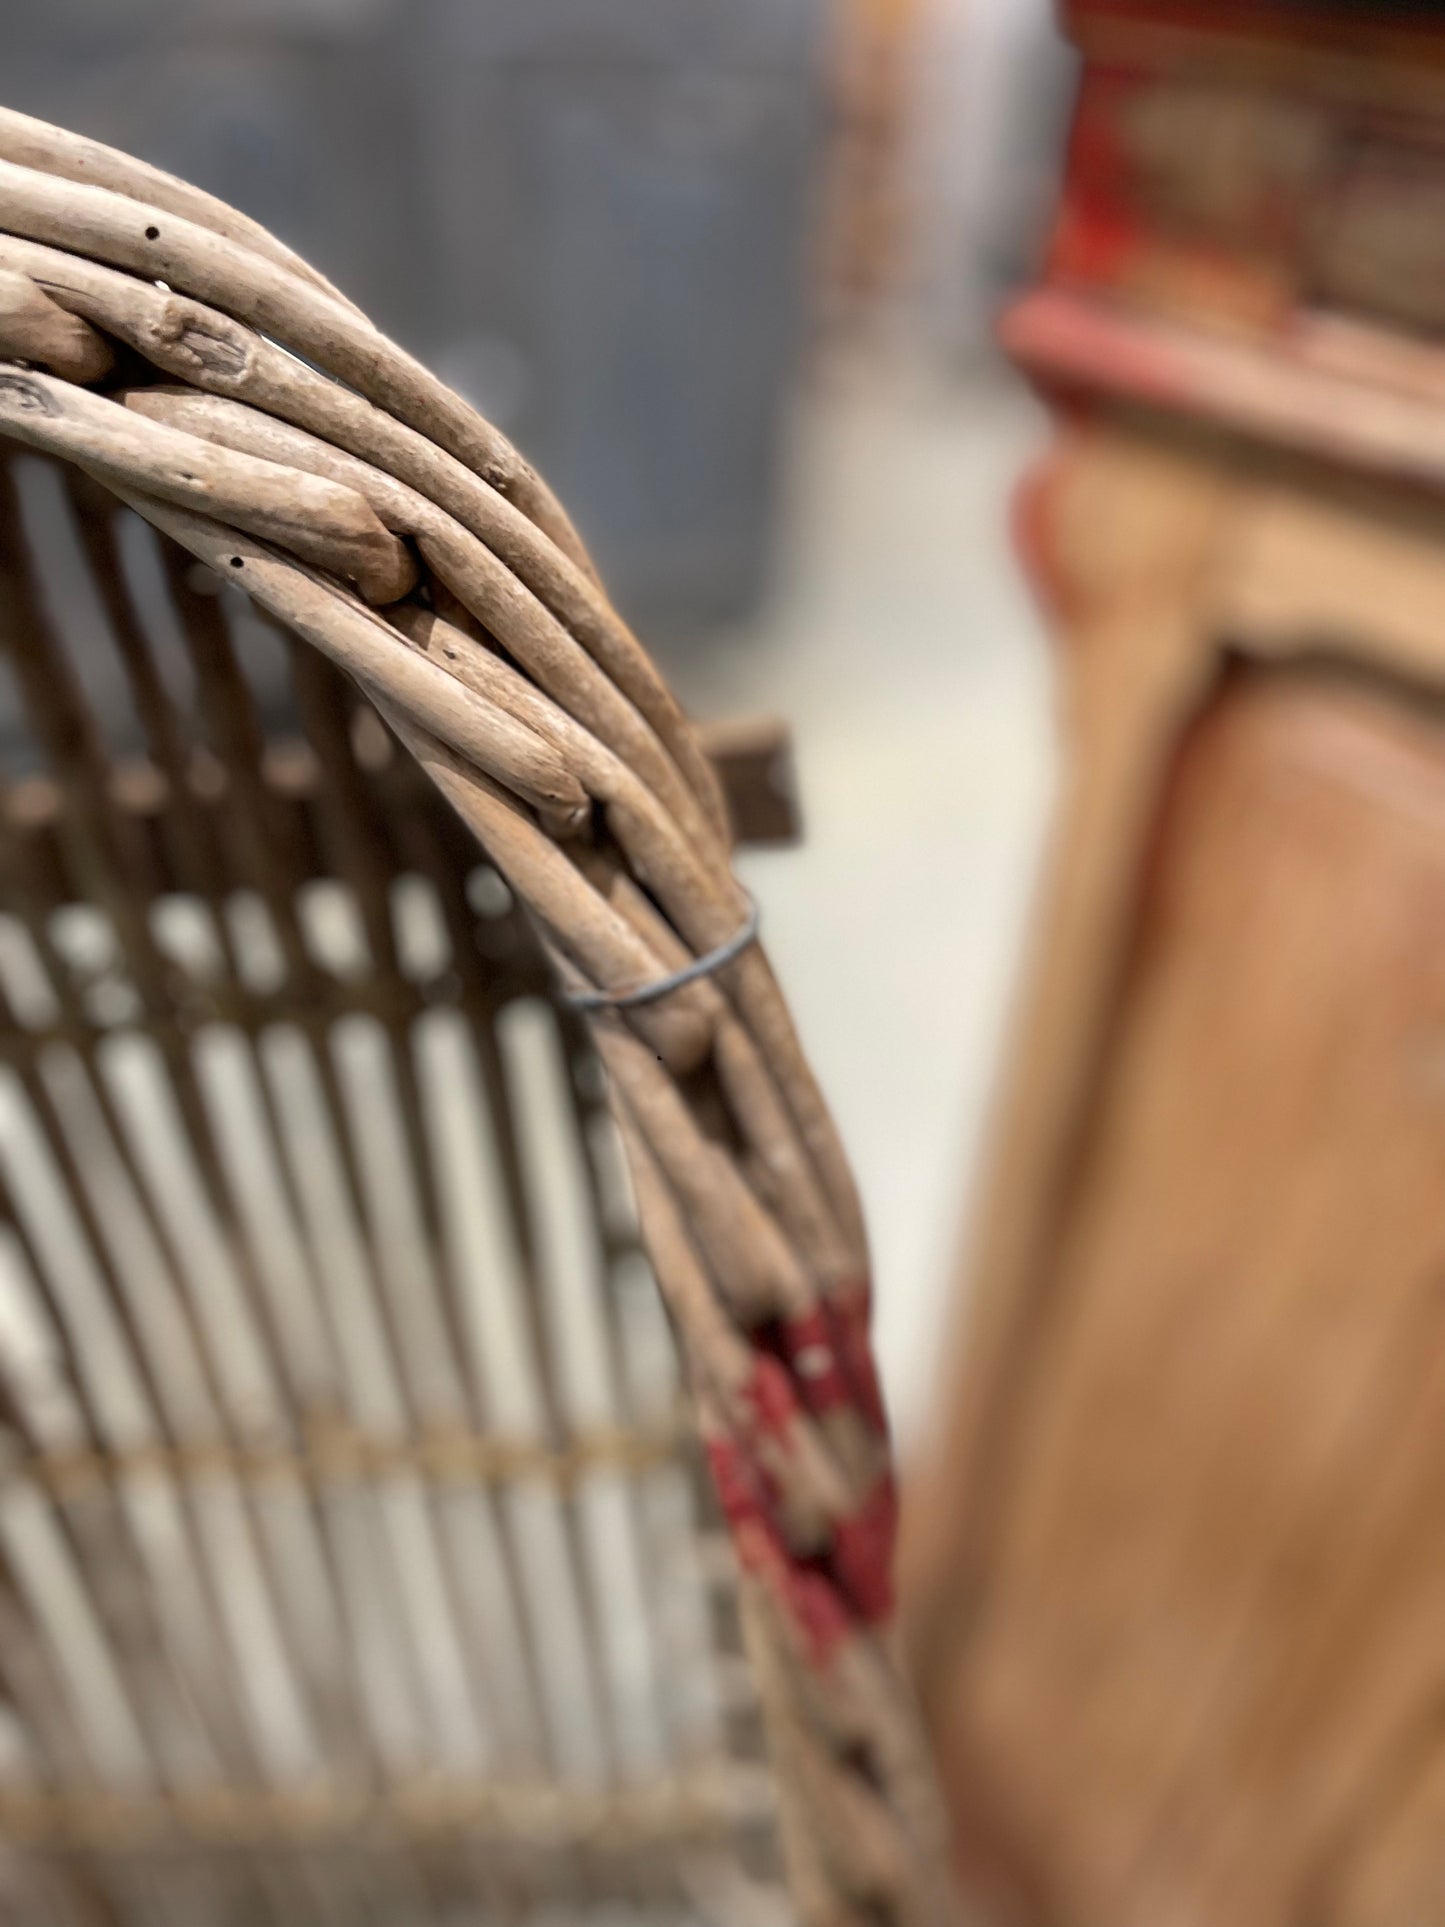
[0,109,952,1927]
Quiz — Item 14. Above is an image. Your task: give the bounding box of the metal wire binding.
[565,891,761,1011]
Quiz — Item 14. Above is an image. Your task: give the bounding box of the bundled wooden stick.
[0,109,954,1927]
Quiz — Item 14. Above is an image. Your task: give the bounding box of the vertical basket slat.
[0,110,954,1927]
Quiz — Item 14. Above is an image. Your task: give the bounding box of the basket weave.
[0,110,952,1927]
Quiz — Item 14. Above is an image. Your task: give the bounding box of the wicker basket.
[0,111,951,1927]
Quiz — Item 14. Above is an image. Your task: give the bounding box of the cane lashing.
[0,107,953,1927]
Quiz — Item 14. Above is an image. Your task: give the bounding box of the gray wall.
[3,0,826,630]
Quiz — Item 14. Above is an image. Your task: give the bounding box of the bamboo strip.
[0,128,954,1926]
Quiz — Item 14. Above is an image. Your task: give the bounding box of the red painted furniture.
[905,7,1445,1924]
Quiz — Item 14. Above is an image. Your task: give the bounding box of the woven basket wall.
[0,111,951,1927]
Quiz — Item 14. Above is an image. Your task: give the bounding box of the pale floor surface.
[660,364,1059,1448]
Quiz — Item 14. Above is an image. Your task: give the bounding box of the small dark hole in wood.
[144,225,160,240]
[229,556,244,569]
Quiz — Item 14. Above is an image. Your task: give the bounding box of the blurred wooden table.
[903,7,1445,1924]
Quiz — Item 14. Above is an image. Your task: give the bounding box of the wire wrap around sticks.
[0,104,957,1927]
[565,892,762,1011]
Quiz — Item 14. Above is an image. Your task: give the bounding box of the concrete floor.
[660,362,1059,1445]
